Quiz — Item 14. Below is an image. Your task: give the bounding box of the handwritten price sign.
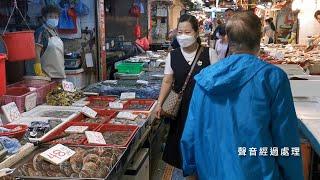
[1,102,21,122]
[40,144,75,165]
[85,131,106,145]
[62,80,76,92]
[25,93,37,111]
[120,92,136,100]
[81,106,97,118]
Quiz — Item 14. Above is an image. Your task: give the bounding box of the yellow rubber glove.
[34,63,46,76]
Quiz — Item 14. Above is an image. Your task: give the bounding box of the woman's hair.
[314,10,320,19]
[41,5,60,17]
[178,14,201,44]
[226,11,262,53]
[265,18,276,31]
[217,24,226,36]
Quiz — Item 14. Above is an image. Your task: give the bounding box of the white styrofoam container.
[65,68,87,90]
[290,80,320,97]
[22,105,81,121]
[10,117,71,142]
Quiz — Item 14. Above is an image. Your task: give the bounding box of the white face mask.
[46,18,59,28]
[177,34,197,48]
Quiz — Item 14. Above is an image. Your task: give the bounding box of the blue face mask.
[46,18,59,28]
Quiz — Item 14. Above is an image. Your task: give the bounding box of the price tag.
[103,80,117,84]
[120,92,136,100]
[1,102,21,122]
[136,80,149,85]
[109,102,123,109]
[25,93,37,111]
[62,80,76,92]
[40,144,75,165]
[85,131,106,145]
[81,106,97,118]
[64,126,89,133]
[117,111,138,120]
[72,101,90,107]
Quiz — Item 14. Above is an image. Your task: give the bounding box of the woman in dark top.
[155,14,218,171]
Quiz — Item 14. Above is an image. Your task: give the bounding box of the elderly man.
[181,11,304,180]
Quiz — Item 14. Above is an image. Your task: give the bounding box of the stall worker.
[263,18,276,44]
[181,11,304,180]
[155,14,218,178]
[26,5,66,80]
[305,10,320,51]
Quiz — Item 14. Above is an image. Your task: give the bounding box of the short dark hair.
[314,10,320,19]
[41,5,60,17]
[217,24,226,36]
[178,14,201,44]
[225,8,234,13]
[178,14,199,33]
[226,11,262,52]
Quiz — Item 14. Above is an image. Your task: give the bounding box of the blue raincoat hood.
[195,54,268,94]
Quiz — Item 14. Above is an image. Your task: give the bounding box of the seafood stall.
[0,62,160,179]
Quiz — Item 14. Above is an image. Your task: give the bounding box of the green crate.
[115,62,144,74]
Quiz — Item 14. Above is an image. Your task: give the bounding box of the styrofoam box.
[276,64,306,76]
[290,80,320,97]
[22,105,81,122]
[65,68,88,90]
[9,117,71,142]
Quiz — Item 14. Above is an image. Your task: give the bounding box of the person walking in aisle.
[155,14,218,172]
[181,11,304,180]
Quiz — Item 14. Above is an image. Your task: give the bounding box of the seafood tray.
[123,99,156,111]
[22,105,81,121]
[10,117,65,142]
[86,96,117,109]
[109,112,149,127]
[70,109,117,124]
[42,122,100,145]
[84,124,139,147]
[84,80,161,99]
[11,146,125,179]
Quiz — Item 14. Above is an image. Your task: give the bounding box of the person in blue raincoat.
[180,12,304,180]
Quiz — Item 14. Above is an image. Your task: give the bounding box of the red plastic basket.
[86,96,117,109]
[70,109,117,124]
[84,124,139,147]
[2,87,33,113]
[123,99,156,111]
[42,122,101,145]
[8,80,57,105]
[0,124,28,139]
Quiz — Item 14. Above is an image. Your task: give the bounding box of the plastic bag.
[134,24,141,39]
[0,136,21,154]
[58,8,75,30]
[75,1,89,16]
[136,37,150,51]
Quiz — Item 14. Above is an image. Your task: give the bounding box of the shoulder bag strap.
[179,46,204,94]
